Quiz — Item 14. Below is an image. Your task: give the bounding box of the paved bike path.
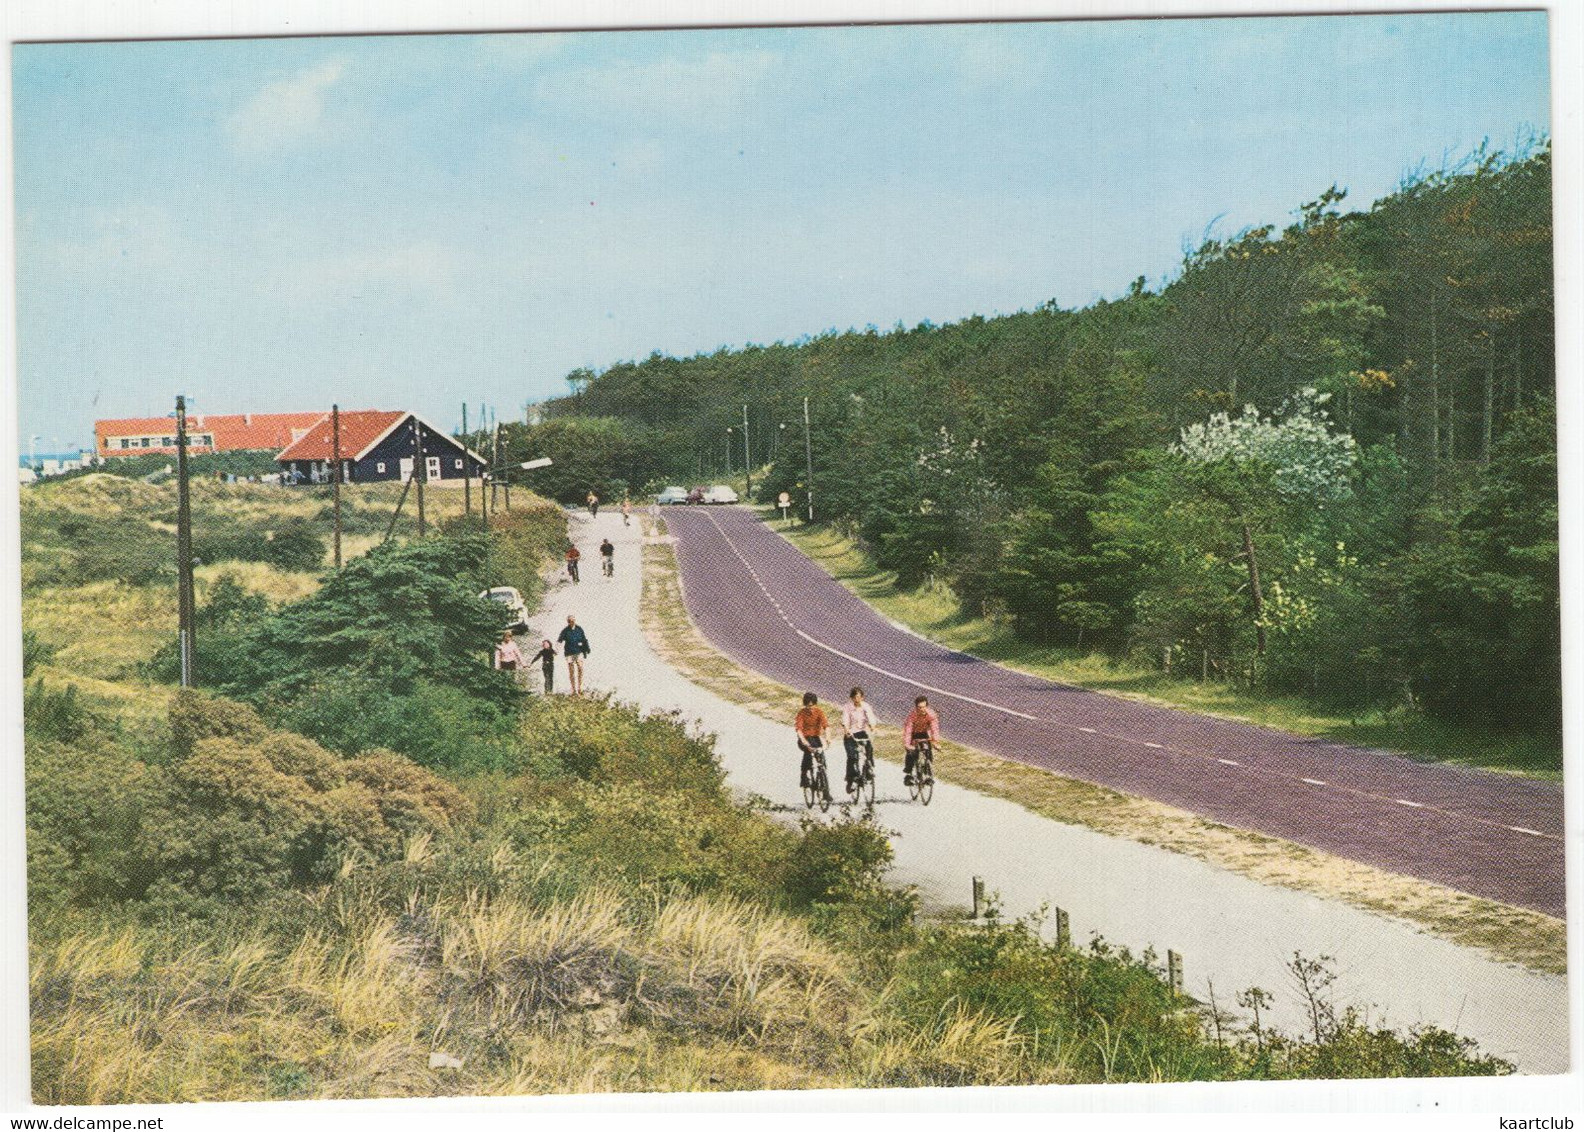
[663,505,1567,918]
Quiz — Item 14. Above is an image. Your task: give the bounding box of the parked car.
[703,484,739,504]
[656,485,689,505]
[686,486,706,504]
[479,586,529,632]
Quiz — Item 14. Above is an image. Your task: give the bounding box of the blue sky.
[12,12,1551,449]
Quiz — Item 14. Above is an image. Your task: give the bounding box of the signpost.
[778,491,791,523]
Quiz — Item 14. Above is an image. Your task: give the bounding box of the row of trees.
[523,143,1556,733]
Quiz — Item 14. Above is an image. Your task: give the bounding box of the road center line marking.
[1509,826,1546,837]
[1217,759,1241,766]
[1302,778,1328,786]
[693,509,1566,846]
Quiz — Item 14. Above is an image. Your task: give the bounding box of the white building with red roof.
[94,411,327,458]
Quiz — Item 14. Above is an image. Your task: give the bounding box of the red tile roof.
[276,410,407,462]
[95,412,327,454]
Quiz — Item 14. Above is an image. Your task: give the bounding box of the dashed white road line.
[691,508,1564,847]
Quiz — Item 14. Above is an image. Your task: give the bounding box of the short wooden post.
[971,876,985,919]
[1054,907,1071,949]
[1167,950,1183,994]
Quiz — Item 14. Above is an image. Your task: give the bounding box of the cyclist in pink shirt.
[841,686,880,792]
[902,695,940,786]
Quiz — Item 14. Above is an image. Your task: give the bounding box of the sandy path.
[535,510,1569,1073]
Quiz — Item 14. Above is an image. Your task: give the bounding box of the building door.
[426,455,442,481]
[399,457,414,480]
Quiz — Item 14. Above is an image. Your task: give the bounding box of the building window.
[376,462,386,474]
[454,458,463,469]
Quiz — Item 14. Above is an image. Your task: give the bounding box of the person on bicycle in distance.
[599,537,615,577]
[794,691,829,789]
[841,685,879,791]
[903,694,940,786]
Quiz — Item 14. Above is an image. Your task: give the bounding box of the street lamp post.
[802,396,815,523]
[742,403,752,503]
[725,427,734,475]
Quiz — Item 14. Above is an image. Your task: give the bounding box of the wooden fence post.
[1167,950,1184,994]
[971,876,985,919]
[1055,907,1071,949]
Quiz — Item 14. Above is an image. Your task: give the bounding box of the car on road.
[703,484,739,504]
[656,485,689,506]
[686,486,706,504]
[479,586,529,632]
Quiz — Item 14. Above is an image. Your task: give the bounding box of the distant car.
[686,486,706,504]
[656,485,689,505]
[479,586,529,632]
[703,485,739,504]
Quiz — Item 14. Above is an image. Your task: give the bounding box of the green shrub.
[781,815,894,909]
[273,674,518,772]
[23,680,97,744]
[506,778,792,897]
[513,694,725,794]
[23,630,56,677]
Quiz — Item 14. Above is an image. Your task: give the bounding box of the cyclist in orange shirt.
[794,691,829,789]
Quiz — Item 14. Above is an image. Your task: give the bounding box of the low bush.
[273,674,519,773]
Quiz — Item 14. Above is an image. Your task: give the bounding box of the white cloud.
[260,242,459,305]
[534,50,778,130]
[227,59,346,153]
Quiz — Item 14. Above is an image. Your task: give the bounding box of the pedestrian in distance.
[587,491,600,517]
[842,686,879,791]
[794,691,829,789]
[558,614,591,696]
[903,694,940,786]
[532,638,557,693]
[621,498,632,526]
[565,543,581,584]
[494,631,524,685]
[600,537,615,578]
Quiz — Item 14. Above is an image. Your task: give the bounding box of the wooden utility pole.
[491,419,501,515]
[175,395,196,687]
[331,404,343,568]
[413,416,427,536]
[461,402,471,518]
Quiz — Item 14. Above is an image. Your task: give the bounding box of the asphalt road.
[663,505,1567,918]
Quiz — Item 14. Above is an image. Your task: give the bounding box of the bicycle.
[908,739,935,805]
[802,743,833,812]
[846,735,876,806]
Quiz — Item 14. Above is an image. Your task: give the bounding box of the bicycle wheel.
[918,747,934,806]
[846,760,861,805]
[816,761,832,812]
[802,775,817,809]
[861,751,876,806]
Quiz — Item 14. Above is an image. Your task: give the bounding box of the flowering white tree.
[1171,389,1357,655]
